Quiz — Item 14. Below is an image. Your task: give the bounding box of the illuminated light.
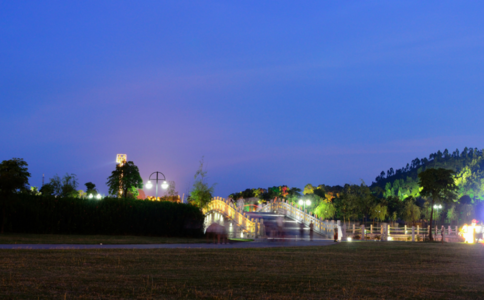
[89,194,93,199]
[347,237,352,242]
[146,181,153,189]
[462,223,476,244]
[161,181,169,190]
[388,237,393,241]
[96,194,101,200]
[116,154,127,166]
[306,200,311,206]
[241,232,244,238]
[298,199,303,205]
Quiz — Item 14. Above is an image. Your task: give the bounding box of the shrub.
[374,235,381,240]
[3,194,204,237]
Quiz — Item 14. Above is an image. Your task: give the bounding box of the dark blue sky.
[2,1,484,197]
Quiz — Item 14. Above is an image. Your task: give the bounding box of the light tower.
[116,154,127,197]
[116,154,127,166]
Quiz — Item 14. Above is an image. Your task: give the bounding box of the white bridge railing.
[203,197,266,239]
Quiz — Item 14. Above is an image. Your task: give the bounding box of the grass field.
[0,234,210,244]
[1,242,483,299]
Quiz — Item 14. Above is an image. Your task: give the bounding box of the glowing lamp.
[146,181,153,189]
[89,194,93,199]
[298,200,303,205]
[462,224,476,243]
[347,237,352,242]
[306,200,311,206]
[96,194,101,200]
[161,181,169,190]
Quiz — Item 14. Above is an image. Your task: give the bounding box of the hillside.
[372,147,484,202]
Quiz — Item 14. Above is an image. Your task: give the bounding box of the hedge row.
[3,194,204,237]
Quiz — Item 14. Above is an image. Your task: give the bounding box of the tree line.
[0,157,205,236]
[0,156,218,235]
[229,149,484,238]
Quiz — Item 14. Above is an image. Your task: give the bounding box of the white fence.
[258,199,462,242]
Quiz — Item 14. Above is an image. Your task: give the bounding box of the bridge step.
[247,212,327,240]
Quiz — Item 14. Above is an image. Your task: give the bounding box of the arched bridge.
[203,197,341,240]
[203,197,266,239]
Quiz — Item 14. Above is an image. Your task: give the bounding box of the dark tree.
[85,182,97,196]
[411,158,421,169]
[287,187,302,196]
[0,158,31,233]
[41,173,78,198]
[418,168,457,241]
[313,188,325,198]
[106,161,143,199]
[39,184,55,196]
[241,188,255,199]
[459,195,472,205]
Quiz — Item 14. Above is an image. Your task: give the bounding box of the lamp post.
[145,171,169,199]
[298,199,311,211]
[433,204,442,228]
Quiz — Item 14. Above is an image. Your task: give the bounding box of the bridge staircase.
[246,211,327,241]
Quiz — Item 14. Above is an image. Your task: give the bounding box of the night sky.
[2,1,484,197]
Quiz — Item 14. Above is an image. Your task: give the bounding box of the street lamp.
[433,204,443,228]
[88,194,102,200]
[298,199,311,211]
[145,171,169,199]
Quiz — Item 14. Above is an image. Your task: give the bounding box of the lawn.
[0,234,209,244]
[1,242,483,299]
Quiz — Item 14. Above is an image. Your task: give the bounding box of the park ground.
[1,242,484,299]
[0,234,210,245]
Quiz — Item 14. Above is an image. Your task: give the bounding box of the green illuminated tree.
[402,200,421,226]
[370,203,388,225]
[446,205,458,224]
[303,184,315,195]
[106,161,143,199]
[190,157,216,208]
[418,168,457,241]
[0,158,31,233]
[314,201,336,219]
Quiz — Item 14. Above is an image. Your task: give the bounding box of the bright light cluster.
[460,220,483,244]
[145,180,169,190]
[298,199,311,205]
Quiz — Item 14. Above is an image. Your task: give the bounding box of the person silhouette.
[309,221,314,241]
[299,221,304,239]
